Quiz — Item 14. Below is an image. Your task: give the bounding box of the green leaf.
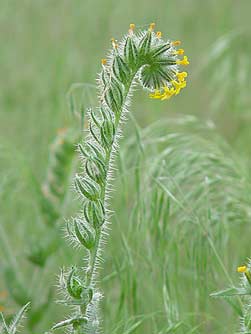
[210,286,251,297]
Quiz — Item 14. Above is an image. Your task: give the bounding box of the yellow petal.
[237,265,247,273]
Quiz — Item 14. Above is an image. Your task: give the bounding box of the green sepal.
[104,82,123,114]
[100,106,113,122]
[139,31,152,56]
[89,122,101,144]
[140,65,162,89]
[87,142,106,162]
[78,142,105,164]
[85,156,106,185]
[100,119,115,148]
[157,67,175,82]
[90,109,101,128]
[78,143,88,158]
[154,57,177,66]
[112,55,130,83]
[150,42,171,58]
[124,36,138,67]
[101,68,110,88]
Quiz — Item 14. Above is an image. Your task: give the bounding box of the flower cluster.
[149,71,187,100]
[148,38,189,101]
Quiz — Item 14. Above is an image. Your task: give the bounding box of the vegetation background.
[1,1,251,333]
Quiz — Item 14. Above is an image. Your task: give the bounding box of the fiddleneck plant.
[211,261,251,333]
[54,23,189,333]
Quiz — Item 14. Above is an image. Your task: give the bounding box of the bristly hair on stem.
[52,22,189,334]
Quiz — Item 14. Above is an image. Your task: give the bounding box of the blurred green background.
[1,1,251,333]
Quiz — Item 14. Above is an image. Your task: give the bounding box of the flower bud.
[74,218,96,250]
[85,156,106,185]
[84,200,105,229]
[75,175,100,201]
[67,267,83,299]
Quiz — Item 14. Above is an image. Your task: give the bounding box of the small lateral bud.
[101,58,107,65]
[74,174,100,201]
[74,218,96,250]
[84,200,105,229]
[111,37,118,49]
[149,22,155,31]
[129,23,135,30]
[156,31,162,38]
[66,267,83,299]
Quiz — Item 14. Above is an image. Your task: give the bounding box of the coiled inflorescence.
[54,23,189,334]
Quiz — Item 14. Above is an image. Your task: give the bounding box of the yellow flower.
[173,49,185,55]
[176,71,188,82]
[149,89,162,99]
[237,265,247,273]
[176,56,189,66]
[149,86,176,100]
[101,58,107,65]
[161,86,176,100]
[172,80,187,95]
[172,40,181,46]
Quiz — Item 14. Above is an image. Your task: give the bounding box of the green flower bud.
[67,267,83,299]
[100,106,113,122]
[84,200,105,229]
[101,68,110,88]
[74,218,96,250]
[104,82,123,114]
[78,142,105,163]
[75,175,100,201]
[90,109,101,128]
[85,156,106,185]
